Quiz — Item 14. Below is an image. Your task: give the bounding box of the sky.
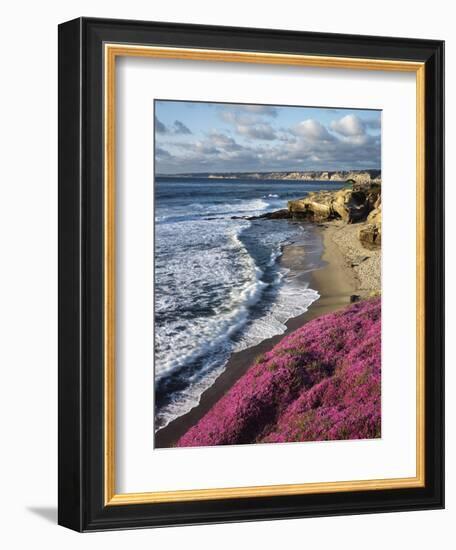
[154,100,381,174]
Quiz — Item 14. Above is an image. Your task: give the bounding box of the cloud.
[194,141,221,155]
[218,105,278,140]
[365,116,381,130]
[173,120,192,135]
[237,105,277,117]
[155,110,380,173]
[155,117,193,135]
[330,114,366,137]
[292,119,334,141]
[236,123,277,140]
[156,129,380,172]
[155,116,167,134]
[209,131,243,150]
[155,146,172,158]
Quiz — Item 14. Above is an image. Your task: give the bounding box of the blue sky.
[155,100,381,174]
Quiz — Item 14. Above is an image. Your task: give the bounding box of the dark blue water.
[154,177,343,430]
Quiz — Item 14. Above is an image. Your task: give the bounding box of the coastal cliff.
[207,170,381,184]
[268,170,381,184]
[177,298,381,447]
[288,182,382,250]
[159,169,381,184]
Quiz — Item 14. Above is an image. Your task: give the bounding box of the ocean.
[154,177,343,431]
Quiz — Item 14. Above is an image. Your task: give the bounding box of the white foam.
[155,197,269,224]
[154,193,322,430]
[234,283,320,352]
[155,218,267,381]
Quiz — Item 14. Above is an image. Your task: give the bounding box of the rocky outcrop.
[359,224,381,249]
[287,183,382,251]
[280,170,380,184]
[288,183,380,224]
[288,193,332,222]
[359,199,382,249]
[231,209,291,221]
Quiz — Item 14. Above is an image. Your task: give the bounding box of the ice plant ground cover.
[176,298,381,447]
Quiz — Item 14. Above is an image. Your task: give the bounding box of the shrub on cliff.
[176,298,381,447]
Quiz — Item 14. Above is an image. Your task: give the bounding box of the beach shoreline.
[154,220,371,449]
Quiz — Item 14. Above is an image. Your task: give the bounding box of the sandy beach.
[323,219,381,297]
[155,219,379,448]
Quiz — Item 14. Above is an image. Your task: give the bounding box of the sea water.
[154,177,342,430]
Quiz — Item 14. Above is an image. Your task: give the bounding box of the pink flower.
[176,298,381,447]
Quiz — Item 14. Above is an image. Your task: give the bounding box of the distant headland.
[156,169,381,185]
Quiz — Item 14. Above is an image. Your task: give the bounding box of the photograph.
[54,15,444,532]
[0,0,449,542]
[153,100,382,448]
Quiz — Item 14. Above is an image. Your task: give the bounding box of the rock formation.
[287,183,382,250]
[196,170,382,183]
[288,183,380,224]
[359,197,382,249]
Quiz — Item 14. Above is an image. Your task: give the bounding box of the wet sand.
[154,224,358,448]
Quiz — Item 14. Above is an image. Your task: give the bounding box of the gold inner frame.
[104,44,426,506]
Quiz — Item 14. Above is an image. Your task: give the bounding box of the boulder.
[247,209,291,220]
[232,209,292,221]
[360,200,382,248]
[359,224,382,249]
[367,201,382,225]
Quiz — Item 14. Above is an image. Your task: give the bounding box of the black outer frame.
[58,17,444,532]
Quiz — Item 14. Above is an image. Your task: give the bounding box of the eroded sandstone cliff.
[288,183,382,250]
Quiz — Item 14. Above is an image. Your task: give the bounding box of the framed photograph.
[58,17,444,531]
